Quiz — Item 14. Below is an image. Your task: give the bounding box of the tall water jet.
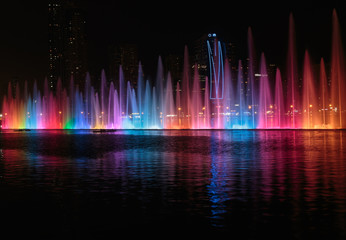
[258,53,272,128]
[93,92,101,128]
[107,82,115,128]
[130,88,139,128]
[191,64,202,129]
[155,56,165,128]
[319,58,329,127]
[331,9,345,128]
[181,46,191,128]
[151,87,158,128]
[302,50,318,129]
[223,59,233,129]
[176,81,181,128]
[143,80,152,129]
[118,66,125,127]
[274,68,285,128]
[164,72,175,128]
[247,27,257,128]
[115,90,121,128]
[84,73,91,127]
[236,60,244,128]
[287,13,300,128]
[100,70,107,128]
[204,77,211,128]
[125,81,132,128]
[137,62,144,128]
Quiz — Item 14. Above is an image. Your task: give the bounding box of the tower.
[194,33,230,98]
[48,0,87,90]
[207,33,225,100]
[109,43,139,88]
[64,0,87,88]
[48,1,64,89]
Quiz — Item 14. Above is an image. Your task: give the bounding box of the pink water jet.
[1,10,345,130]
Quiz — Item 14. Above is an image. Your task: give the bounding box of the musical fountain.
[1,10,345,130]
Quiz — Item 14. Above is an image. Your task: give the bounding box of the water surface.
[0,130,345,239]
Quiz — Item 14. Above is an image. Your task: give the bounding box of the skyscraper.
[108,43,139,88]
[164,54,183,90]
[48,1,64,89]
[48,0,87,90]
[193,34,210,83]
[64,1,87,88]
[193,33,232,98]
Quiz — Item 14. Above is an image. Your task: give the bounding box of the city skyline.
[2,2,346,238]
[1,1,345,98]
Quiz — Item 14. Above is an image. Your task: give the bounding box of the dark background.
[0,0,345,97]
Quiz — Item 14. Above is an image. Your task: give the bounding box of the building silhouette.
[48,1,64,89]
[193,33,236,97]
[48,0,87,90]
[164,54,183,90]
[108,43,139,88]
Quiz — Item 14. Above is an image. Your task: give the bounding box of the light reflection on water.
[0,130,345,238]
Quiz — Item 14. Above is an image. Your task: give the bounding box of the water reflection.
[0,130,345,238]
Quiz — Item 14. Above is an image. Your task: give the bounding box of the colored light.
[1,12,345,130]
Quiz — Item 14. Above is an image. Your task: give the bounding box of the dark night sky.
[0,0,345,97]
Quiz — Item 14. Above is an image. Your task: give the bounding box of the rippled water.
[0,130,346,239]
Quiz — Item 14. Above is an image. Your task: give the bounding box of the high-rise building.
[225,41,237,71]
[193,34,210,83]
[64,1,87,88]
[48,1,64,89]
[164,54,183,90]
[10,76,19,99]
[193,33,235,98]
[193,33,236,92]
[108,43,139,88]
[48,0,87,90]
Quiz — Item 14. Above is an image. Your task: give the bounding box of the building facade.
[108,43,139,88]
[48,0,87,90]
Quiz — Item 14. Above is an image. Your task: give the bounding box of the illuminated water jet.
[1,10,345,129]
